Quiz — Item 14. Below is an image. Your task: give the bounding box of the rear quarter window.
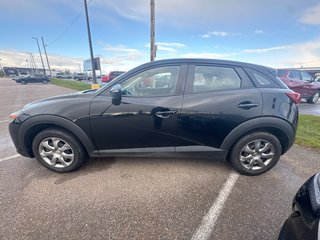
[245,68,282,88]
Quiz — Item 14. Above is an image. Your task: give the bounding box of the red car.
[101,71,125,83]
[276,69,320,104]
[101,75,109,83]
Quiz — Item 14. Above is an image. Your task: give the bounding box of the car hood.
[23,89,97,110]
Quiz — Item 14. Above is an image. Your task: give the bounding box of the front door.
[90,64,187,156]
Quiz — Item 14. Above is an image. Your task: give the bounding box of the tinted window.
[192,66,241,93]
[121,66,180,97]
[289,70,300,79]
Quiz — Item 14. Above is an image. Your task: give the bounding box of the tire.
[42,80,48,84]
[228,132,282,176]
[21,80,27,84]
[32,128,86,173]
[307,91,320,104]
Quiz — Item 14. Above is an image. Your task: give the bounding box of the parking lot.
[1,77,320,240]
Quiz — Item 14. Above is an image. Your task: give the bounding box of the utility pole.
[150,0,156,61]
[84,0,97,85]
[41,36,52,77]
[32,37,46,75]
[0,59,5,77]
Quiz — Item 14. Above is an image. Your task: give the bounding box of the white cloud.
[103,45,140,53]
[242,45,291,54]
[156,42,186,48]
[208,31,228,37]
[254,30,265,34]
[199,34,211,38]
[92,0,309,28]
[144,42,186,52]
[199,31,229,38]
[300,3,320,25]
[0,49,147,73]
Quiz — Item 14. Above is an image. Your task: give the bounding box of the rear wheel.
[228,132,282,176]
[32,128,86,173]
[307,91,320,104]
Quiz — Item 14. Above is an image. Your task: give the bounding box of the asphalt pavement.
[1,77,320,240]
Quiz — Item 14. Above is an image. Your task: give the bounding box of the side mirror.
[110,84,122,105]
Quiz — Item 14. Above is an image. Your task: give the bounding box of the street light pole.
[41,36,52,77]
[84,0,97,84]
[32,37,46,75]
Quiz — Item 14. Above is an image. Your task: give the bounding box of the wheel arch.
[18,115,96,158]
[221,117,295,156]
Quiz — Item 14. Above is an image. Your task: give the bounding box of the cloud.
[0,49,147,73]
[300,3,320,25]
[103,45,140,53]
[92,0,310,28]
[144,42,186,52]
[242,45,291,54]
[254,30,265,34]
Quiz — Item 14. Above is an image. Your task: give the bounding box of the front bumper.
[8,120,32,158]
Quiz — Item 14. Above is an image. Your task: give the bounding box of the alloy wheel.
[239,139,275,171]
[38,137,74,168]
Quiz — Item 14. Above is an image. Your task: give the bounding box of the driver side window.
[121,66,180,97]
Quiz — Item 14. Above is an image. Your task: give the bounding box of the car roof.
[134,58,275,76]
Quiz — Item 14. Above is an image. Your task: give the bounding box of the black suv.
[9,59,299,175]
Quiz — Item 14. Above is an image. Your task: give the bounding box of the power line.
[48,5,87,46]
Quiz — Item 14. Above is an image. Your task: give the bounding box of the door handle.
[155,110,177,119]
[238,102,259,110]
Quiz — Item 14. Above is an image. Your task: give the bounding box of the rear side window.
[245,68,280,88]
[192,66,241,93]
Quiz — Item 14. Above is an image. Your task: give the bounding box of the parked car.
[101,71,125,83]
[9,59,299,175]
[101,74,109,83]
[56,72,72,79]
[15,75,49,84]
[276,69,320,104]
[73,73,92,81]
[279,172,320,240]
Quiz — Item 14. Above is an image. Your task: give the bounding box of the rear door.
[175,63,262,156]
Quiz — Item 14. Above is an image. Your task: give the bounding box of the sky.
[1,0,320,73]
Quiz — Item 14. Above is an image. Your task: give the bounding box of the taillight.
[286,92,301,104]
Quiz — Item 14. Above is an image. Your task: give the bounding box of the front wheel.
[228,132,282,176]
[307,91,320,104]
[42,80,48,84]
[32,128,86,172]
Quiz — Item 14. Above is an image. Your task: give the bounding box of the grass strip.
[51,78,91,91]
[296,114,320,149]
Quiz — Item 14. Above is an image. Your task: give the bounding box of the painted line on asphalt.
[0,154,21,163]
[0,104,24,109]
[0,119,10,123]
[191,172,239,240]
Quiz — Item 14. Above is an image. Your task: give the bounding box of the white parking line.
[0,154,21,163]
[0,119,10,123]
[191,172,239,240]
